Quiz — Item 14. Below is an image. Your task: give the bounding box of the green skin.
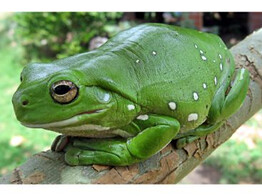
[12,23,250,166]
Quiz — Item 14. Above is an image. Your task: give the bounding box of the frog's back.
[97,24,235,131]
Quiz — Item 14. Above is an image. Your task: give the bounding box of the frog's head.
[12,59,130,136]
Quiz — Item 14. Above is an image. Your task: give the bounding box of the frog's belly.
[50,124,133,138]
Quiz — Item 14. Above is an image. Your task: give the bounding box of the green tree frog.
[12,23,250,166]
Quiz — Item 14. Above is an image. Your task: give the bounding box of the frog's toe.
[64,147,81,165]
[175,138,187,149]
[175,136,200,148]
[64,146,127,166]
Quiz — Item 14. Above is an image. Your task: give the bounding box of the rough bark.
[1,29,262,184]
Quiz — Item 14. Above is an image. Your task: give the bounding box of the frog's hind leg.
[64,114,180,166]
[175,122,223,148]
[175,68,250,148]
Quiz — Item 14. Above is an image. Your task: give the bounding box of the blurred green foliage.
[13,12,124,63]
[205,139,262,184]
[0,17,58,175]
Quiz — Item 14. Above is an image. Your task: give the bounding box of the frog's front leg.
[175,68,250,148]
[64,114,180,166]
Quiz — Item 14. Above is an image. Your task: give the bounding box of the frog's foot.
[175,122,223,148]
[208,68,250,123]
[51,135,72,152]
[175,136,199,149]
[64,138,139,166]
[220,68,250,120]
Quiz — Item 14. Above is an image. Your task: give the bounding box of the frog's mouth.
[22,109,106,129]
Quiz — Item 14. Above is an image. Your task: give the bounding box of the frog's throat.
[21,109,105,129]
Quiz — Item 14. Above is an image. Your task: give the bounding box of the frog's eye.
[51,80,78,104]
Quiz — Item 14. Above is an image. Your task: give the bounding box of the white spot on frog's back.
[220,63,223,71]
[201,55,207,61]
[188,113,198,121]
[137,115,149,121]
[168,102,176,110]
[152,51,157,56]
[193,92,199,100]
[219,54,222,59]
[203,83,207,89]
[214,76,217,85]
[136,59,140,64]
[194,45,207,61]
[127,104,135,111]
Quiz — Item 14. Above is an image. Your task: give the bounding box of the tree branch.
[1,29,262,184]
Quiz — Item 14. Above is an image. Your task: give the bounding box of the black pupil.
[54,85,71,95]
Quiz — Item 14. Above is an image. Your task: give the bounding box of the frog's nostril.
[22,100,29,106]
